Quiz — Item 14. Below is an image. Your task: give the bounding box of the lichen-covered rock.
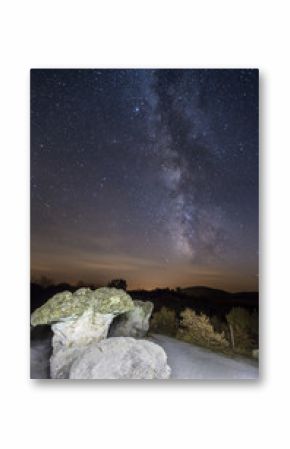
[69,337,171,380]
[31,287,134,326]
[109,300,154,338]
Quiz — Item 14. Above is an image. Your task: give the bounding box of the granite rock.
[69,337,171,380]
[109,300,153,338]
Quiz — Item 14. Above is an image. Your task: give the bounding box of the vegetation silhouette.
[107,279,127,290]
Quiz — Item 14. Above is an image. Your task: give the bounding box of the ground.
[150,334,258,380]
[30,332,258,379]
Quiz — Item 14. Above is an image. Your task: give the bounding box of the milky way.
[31,69,258,291]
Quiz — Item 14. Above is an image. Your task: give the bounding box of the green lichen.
[31,287,134,326]
[93,288,134,315]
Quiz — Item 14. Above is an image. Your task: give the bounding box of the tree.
[107,279,127,291]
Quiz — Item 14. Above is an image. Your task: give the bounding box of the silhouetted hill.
[181,286,258,307]
[130,286,258,318]
[181,286,230,298]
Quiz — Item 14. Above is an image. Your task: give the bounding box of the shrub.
[226,307,254,351]
[249,309,259,341]
[210,315,224,333]
[177,308,229,349]
[150,307,178,336]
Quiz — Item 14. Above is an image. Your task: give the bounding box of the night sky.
[31,69,258,291]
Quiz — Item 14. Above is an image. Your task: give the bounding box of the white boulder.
[69,337,171,379]
[50,346,82,379]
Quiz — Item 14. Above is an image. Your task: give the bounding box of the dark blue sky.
[31,69,258,291]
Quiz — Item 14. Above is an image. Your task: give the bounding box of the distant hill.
[181,286,231,298]
[130,286,258,318]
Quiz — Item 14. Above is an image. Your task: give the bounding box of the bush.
[226,307,255,351]
[249,309,259,341]
[150,307,178,336]
[177,308,229,349]
[210,315,224,333]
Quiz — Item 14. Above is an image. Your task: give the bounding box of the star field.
[31,69,258,291]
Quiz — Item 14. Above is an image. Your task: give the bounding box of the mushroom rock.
[109,300,154,338]
[31,287,135,378]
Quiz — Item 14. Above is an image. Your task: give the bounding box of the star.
[31,68,258,291]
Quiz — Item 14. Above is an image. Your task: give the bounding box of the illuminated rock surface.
[109,300,154,338]
[69,337,171,380]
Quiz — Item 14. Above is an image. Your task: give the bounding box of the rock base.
[69,337,171,379]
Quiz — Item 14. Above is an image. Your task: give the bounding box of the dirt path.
[150,334,258,379]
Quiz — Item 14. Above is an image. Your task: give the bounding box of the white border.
[1,1,289,448]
